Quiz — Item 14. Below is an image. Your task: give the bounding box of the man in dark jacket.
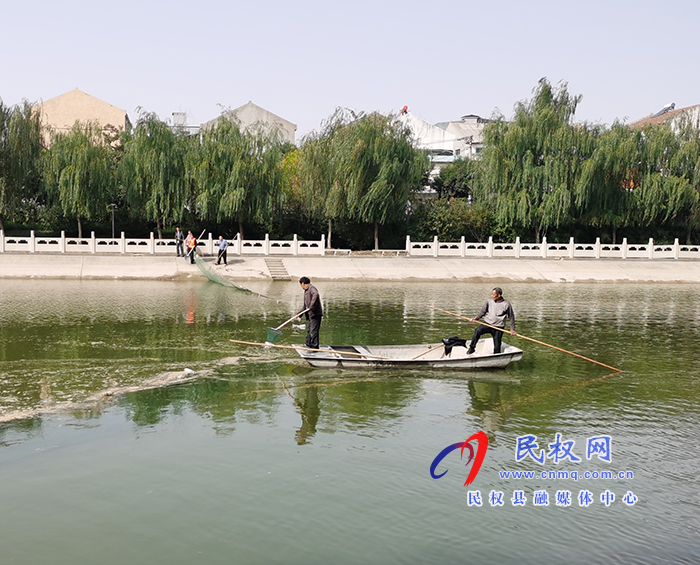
[298,276,323,349]
[174,227,185,257]
[467,287,516,355]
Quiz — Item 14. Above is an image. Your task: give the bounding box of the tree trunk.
[0,214,4,233]
[374,222,379,251]
[687,224,692,245]
[238,220,244,240]
[327,218,332,249]
[534,227,540,243]
[77,216,82,239]
[612,225,617,245]
[156,217,163,240]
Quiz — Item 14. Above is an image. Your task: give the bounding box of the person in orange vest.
[185,231,197,264]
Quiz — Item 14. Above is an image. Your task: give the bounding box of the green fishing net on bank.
[194,254,253,293]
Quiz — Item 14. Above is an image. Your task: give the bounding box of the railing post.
[595,237,601,259]
[208,233,214,256]
[405,235,411,257]
[433,236,438,257]
[541,236,547,258]
[320,235,326,256]
[648,238,654,259]
[460,236,466,258]
[293,234,299,256]
[674,238,680,260]
[30,230,36,253]
[148,232,154,255]
[120,232,126,254]
[515,236,521,259]
[264,234,270,255]
[488,236,494,258]
[569,237,574,259]
[0,229,4,253]
[621,238,627,259]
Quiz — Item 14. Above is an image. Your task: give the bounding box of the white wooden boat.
[293,337,523,370]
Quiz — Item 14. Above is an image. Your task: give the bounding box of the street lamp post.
[110,204,116,239]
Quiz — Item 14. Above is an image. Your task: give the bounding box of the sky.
[3,0,699,141]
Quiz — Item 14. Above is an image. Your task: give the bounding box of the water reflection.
[293,385,320,445]
[467,381,505,441]
[2,279,700,434]
[3,279,700,563]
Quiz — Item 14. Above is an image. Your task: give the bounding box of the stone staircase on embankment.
[264,258,291,280]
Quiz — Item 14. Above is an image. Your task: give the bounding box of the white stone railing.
[405,236,700,259]
[3,230,697,259]
[0,231,326,256]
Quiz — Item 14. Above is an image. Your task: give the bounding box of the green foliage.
[432,158,479,198]
[119,111,192,235]
[44,122,117,237]
[4,83,700,246]
[192,117,284,237]
[297,108,429,248]
[419,198,495,242]
[478,78,595,240]
[0,100,44,231]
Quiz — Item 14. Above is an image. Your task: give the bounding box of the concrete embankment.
[2,253,700,283]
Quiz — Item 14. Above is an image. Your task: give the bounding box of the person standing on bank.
[185,231,197,264]
[467,287,516,355]
[216,235,228,265]
[175,227,185,257]
[297,277,322,349]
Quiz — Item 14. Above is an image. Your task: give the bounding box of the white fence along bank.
[2,231,699,260]
[0,231,326,256]
[405,236,700,260]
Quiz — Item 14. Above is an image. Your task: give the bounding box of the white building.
[398,109,489,182]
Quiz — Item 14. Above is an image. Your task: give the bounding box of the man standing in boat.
[467,287,516,355]
[297,277,323,350]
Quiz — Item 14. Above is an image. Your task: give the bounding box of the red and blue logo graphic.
[430,431,489,486]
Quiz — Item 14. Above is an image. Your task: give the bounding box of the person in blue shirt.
[216,236,229,265]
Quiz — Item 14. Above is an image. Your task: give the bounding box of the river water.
[1,279,699,564]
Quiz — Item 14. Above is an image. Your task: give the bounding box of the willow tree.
[631,123,699,238]
[479,78,595,241]
[575,123,638,243]
[192,117,284,239]
[44,122,116,238]
[120,112,192,239]
[296,109,349,247]
[302,109,428,250]
[670,119,700,242]
[337,113,429,249]
[0,100,44,232]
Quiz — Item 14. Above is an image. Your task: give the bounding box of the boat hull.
[294,339,522,370]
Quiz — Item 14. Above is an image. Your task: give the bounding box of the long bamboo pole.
[430,307,623,373]
[229,339,394,360]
